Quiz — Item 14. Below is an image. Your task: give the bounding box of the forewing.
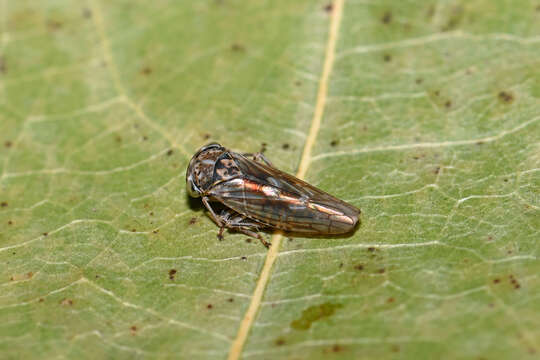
[207,153,360,234]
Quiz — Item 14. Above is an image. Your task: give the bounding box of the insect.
[186,143,360,247]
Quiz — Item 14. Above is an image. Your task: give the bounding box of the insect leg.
[242,152,274,167]
[202,196,224,228]
[217,209,270,248]
[235,227,271,248]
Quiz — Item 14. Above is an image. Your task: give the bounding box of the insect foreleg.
[202,196,223,227]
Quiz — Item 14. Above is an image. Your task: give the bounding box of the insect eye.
[187,176,201,198]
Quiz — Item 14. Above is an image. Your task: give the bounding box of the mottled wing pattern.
[207,152,360,234]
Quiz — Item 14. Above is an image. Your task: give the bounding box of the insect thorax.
[187,144,242,193]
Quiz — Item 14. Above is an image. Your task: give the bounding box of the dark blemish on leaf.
[149,211,154,216]
[141,66,152,75]
[426,5,435,18]
[38,298,44,303]
[339,262,343,268]
[442,5,464,31]
[130,325,137,335]
[207,304,213,309]
[0,56,5,73]
[383,54,392,62]
[152,229,159,234]
[4,140,12,148]
[476,141,484,146]
[287,237,293,242]
[189,217,197,225]
[391,345,400,352]
[377,268,386,274]
[503,178,508,182]
[241,256,247,260]
[43,232,48,236]
[434,90,440,97]
[282,143,290,150]
[275,338,286,346]
[1,202,8,207]
[46,19,63,31]
[82,8,92,19]
[330,140,339,147]
[332,344,344,352]
[142,135,148,141]
[354,264,364,271]
[115,135,122,143]
[387,297,395,303]
[444,100,452,108]
[415,78,423,84]
[381,11,392,24]
[131,228,136,232]
[290,302,343,330]
[95,275,100,279]
[231,43,245,52]
[245,238,252,243]
[203,133,211,140]
[167,149,173,156]
[487,235,493,241]
[295,80,302,86]
[168,269,177,280]
[27,272,33,278]
[367,247,375,252]
[434,166,441,174]
[498,91,514,104]
[324,3,333,13]
[8,220,13,225]
[493,278,500,284]
[60,298,73,306]
[260,142,267,153]
[227,298,234,302]
[488,303,494,308]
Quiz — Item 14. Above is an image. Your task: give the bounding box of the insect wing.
[208,153,359,234]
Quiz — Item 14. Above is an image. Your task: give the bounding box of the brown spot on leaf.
[203,133,211,140]
[241,256,247,260]
[43,232,48,236]
[245,238,252,243]
[493,278,500,284]
[332,344,344,352]
[227,298,234,303]
[260,142,267,153]
[46,19,63,31]
[82,8,92,19]
[275,338,286,346]
[434,90,440,97]
[231,43,245,52]
[434,166,441,174]
[168,269,177,280]
[8,220,13,225]
[391,344,400,352]
[367,247,375,252]
[381,11,392,24]
[415,78,423,84]
[166,149,173,156]
[4,140,12,148]
[330,140,339,147]
[0,56,6,74]
[131,228,136,232]
[38,298,44,303]
[498,91,514,104]
[189,217,197,225]
[282,143,290,150]
[354,264,364,271]
[444,100,452,108]
[377,268,386,274]
[295,80,302,86]
[141,66,152,75]
[142,135,148,141]
[60,298,73,306]
[476,141,484,146]
[387,297,395,303]
[1,202,8,207]
[130,325,137,335]
[324,3,333,13]
[207,304,213,309]
[383,54,392,62]
[152,229,159,234]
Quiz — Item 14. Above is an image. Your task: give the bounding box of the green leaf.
[1,0,538,359]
